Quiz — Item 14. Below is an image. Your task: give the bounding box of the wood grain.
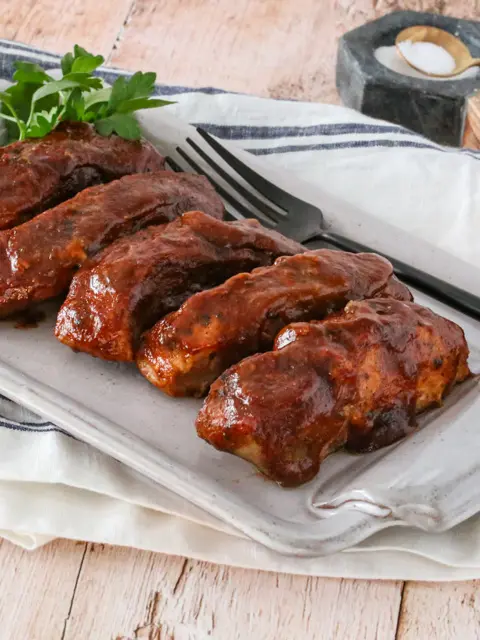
[111,0,340,102]
[397,581,480,640]
[464,92,480,150]
[0,539,86,640]
[63,545,402,640]
[111,0,479,104]
[0,0,39,41]
[2,0,478,105]
[13,0,134,58]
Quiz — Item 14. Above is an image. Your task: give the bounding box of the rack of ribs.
[137,250,413,397]
[0,171,224,317]
[196,298,471,487]
[0,121,165,230]
[55,212,303,361]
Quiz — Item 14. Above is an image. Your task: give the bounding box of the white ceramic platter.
[0,109,479,556]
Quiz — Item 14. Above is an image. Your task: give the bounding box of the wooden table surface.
[1,2,480,638]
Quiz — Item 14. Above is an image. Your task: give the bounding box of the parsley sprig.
[0,45,173,142]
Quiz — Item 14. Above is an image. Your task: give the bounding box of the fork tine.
[167,156,238,222]
[190,134,480,322]
[223,210,239,222]
[197,127,310,213]
[186,137,285,223]
[165,156,183,172]
[176,147,276,228]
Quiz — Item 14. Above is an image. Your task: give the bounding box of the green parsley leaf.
[12,61,54,85]
[27,114,52,138]
[1,84,35,128]
[126,71,157,98]
[63,88,85,122]
[95,113,142,140]
[61,72,103,90]
[71,54,104,74]
[31,78,83,104]
[108,77,128,111]
[61,52,74,76]
[83,87,111,110]
[27,107,63,138]
[73,45,92,59]
[116,97,174,113]
[1,44,174,143]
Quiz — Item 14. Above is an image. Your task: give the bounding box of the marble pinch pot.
[336,10,480,146]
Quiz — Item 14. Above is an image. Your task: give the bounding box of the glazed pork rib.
[0,172,224,318]
[137,250,412,397]
[55,212,303,361]
[0,121,165,230]
[197,298,471,487]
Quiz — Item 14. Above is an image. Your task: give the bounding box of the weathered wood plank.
[0,539,86,640]
[63,545,403,640]
[112,0,478,104]
[62,544,188,640]
[0,0,38,41]
[111,0,341,103]
[464,93,480,150]
[12,0,134,58]
[397,581,480,640]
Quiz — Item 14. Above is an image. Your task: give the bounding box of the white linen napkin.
[1,39,480,580]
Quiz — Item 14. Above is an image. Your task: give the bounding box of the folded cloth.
[1,39,480,580]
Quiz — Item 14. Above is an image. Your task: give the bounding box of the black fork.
[166,128,480,321]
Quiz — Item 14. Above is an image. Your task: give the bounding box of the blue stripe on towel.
[0,419,70,435]
[193,122,408,140]
[248,139,480,161]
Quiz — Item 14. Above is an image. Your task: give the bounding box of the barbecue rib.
[55,211,303,361]
[197,298,471,487]
[0,121,165,230]
[137,250,412,397]
[0,172,224,318]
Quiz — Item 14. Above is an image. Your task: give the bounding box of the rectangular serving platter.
[0,106,479,556]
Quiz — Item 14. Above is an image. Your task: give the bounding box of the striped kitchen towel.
[1,39,480,580]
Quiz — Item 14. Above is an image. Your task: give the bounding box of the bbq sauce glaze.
[197,299,470,487]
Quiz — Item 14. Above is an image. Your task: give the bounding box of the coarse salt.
[397,40,456,75]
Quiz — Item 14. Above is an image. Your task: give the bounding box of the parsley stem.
[0,113,17,124]
[0,100,26,140]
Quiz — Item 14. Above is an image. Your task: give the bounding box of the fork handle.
[306,232,480,321]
